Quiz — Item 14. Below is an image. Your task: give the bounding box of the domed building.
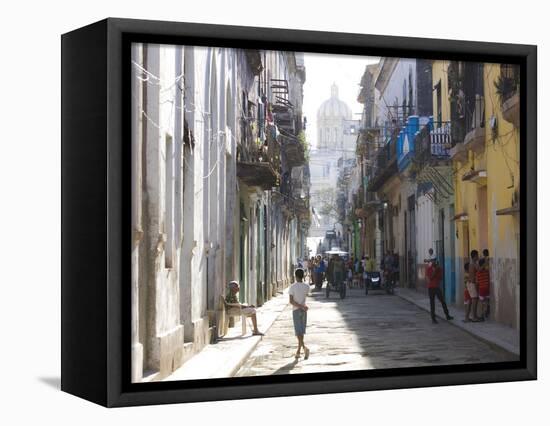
[317,83,353,150]
[307,84,360,245]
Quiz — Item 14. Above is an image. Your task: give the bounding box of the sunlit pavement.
[236,285,517,377]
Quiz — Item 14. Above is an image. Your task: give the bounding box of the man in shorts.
[289,268,311,360]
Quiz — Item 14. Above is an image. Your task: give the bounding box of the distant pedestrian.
[303,258,310,282]
[392,251,399,285]
[314,255,325,289]
[354,257,364,288]
[327,257,334,286]
[365,255,376,273]
[476,258,491,320]
[332,254,345,289]
[289,268,310,360]
[426,259,453,324]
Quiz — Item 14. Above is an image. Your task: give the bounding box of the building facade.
[350,56,520,330]
[131,44,309,382]
[447,60,520,327]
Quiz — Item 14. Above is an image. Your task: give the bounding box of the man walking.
[426,259,453,324]
[289,268,310,360]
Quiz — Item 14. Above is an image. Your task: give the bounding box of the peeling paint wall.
[131,44,306,381]
[451,63,520,328]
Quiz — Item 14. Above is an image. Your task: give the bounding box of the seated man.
[225,281,264,336]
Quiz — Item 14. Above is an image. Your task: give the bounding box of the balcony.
[293,198,311,221]
[501,92,520,128]
[367,133,398,192]
[449,142,468,162]
[281,134,306,168]
[273,107,295,134]
[236,124,281,190]
[245,50,263,75]
[414,120,452,166]
[462,169,487,186]
[463,95,486,154]
[355,191,380,217]
[464,126,485,154]
[496,65,520,128]
[290,164,311,199]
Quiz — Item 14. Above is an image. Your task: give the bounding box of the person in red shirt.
[476,258,491,320]
[426,259,454,324]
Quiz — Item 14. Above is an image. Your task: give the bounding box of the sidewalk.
[164,288,291,381]
[396,287,520,356]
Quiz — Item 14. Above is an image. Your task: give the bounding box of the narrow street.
[129,44,522,382]
[236,286,516,376]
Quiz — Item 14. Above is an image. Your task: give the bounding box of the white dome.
[317,83,352,119]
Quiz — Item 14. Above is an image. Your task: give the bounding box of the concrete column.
[180,46,195,342]
[143,44,162,373]
[131,43,144,383]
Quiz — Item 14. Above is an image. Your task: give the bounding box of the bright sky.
[302,52,379,149]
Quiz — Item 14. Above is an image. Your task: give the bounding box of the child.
[463,262,472,322]
[288,268,311,360]
[476,258,491,320]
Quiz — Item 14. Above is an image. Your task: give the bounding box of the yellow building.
[445,60,520,328]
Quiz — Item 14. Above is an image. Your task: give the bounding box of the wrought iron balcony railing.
[237,123,281,190]
[414,120,452,167]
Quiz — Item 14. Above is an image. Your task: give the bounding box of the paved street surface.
[236,285,517,377]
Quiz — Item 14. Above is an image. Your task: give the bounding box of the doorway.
[477,186,488,253]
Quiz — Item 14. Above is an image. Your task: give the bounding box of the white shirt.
[288,281,310,311]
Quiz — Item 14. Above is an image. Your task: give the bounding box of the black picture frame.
[61,17,537,407]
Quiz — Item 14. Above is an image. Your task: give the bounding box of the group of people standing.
[424,247,491,324]
[464,249,491,322]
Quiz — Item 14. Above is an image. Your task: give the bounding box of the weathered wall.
[451,63,520,328]
[484,63,520,328]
